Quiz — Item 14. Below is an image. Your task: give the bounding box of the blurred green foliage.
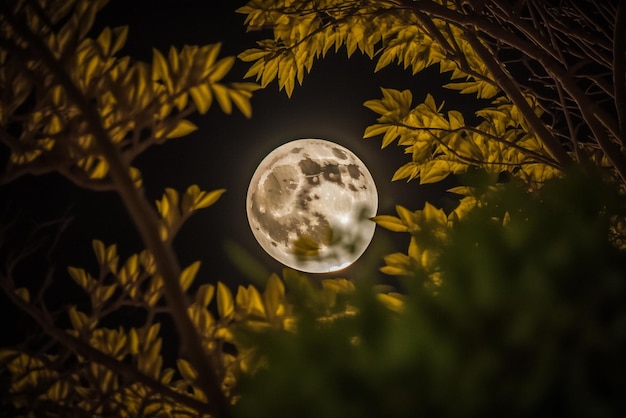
[234,170,626,418]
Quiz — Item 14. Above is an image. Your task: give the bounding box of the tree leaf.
[176,359,197,383]
[209,57,235,82]
[166,120,197,139]
[180,261,201,292]
[189,84,212,114]
[92,239,106,266]
[195,284,215,308]
[14,288,30,303]
[371,215,408,232]
[217,282,234,319]
[128,328,139,354]
[193,188,226,210]
[212,84,232,114]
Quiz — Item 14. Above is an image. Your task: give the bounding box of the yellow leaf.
[392,162,418,182]
[384,252,411,267]
[195,284,215,308]
[180,261,201,292]
[217,282,234,319]
[92,239,106,265]
[193,188,226,210]
[420,160,451,184]
[239,285,265,318]
[261,58,279,88]
[97,284,116,303]
[291,234,320,256]
[85,54,99,82]
[89,159,109,179]
[212,83,232,114]
[363,97,388,115]
[145,323,160,345]
[371,215,408,232]
[396,206,416,229]
[380,265,410,275]
[189,84,212,114]
[152,48,169,81]
[129,166,143,189]
[229,89,253,118]
[15,288,30,303]
[177,358,197,382]
[238,48,267,62]
[263,274,285,319]
[209,57,235,82]
[161,368,175,384]
[128,328,139,354]
[124,254,139,280]
[111,26,128,55]
[68,266,90,290]
[448,110,464,129]
[363,123,389,139]
[423,202,447,224]
[168,46,179,75]
[174,92,188,111]
[166,119,197,139]
[377,293,404,312]
[68,306,90,331]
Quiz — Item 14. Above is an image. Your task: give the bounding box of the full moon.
[246,139,378,273]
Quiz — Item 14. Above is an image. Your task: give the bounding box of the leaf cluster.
[0,0,258,190]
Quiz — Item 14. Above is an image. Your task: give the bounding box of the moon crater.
[247,139,378,273]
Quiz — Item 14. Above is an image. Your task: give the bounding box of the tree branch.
[394,0,622,147]
[462,30,572,168]
[0,276,213,415]
[614,1,626,141]
[0,5,232,417]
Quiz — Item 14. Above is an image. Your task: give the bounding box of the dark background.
[0,0,470,321]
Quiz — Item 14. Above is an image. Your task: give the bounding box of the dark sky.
[1,0,465,298]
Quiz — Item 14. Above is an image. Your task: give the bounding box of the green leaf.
[166,120,197,139]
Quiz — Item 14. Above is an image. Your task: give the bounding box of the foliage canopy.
[1,0,625,417]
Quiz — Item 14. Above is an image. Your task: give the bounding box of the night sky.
[1,0,468,307]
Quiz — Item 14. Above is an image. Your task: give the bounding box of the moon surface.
[246,139,378,273]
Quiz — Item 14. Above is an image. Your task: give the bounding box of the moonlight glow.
[246,139,378,273]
